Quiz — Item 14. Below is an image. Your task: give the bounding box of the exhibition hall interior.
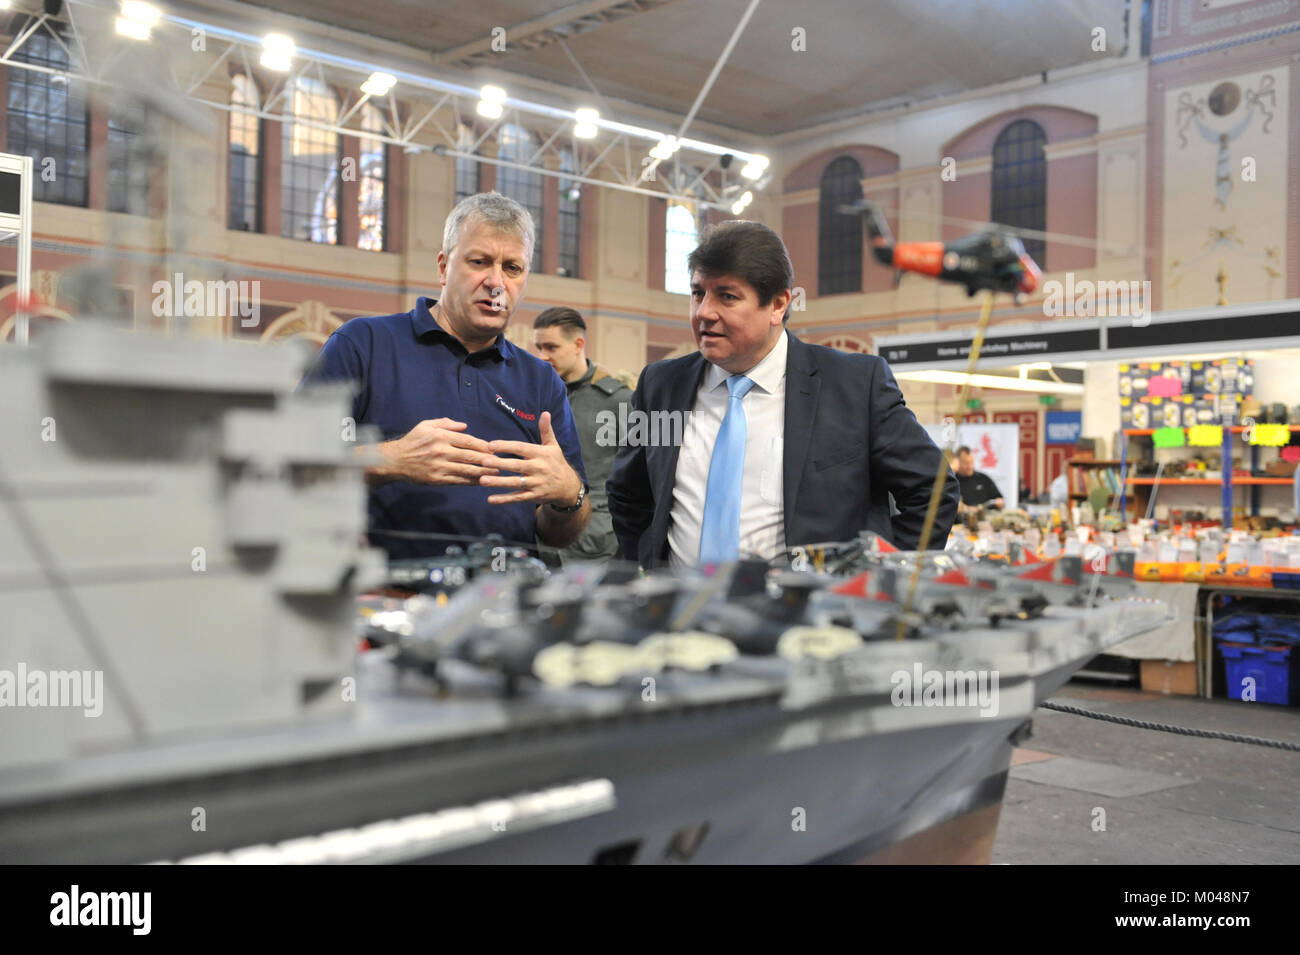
[1,0,1297,873]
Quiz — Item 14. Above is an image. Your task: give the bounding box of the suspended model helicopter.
[840,199,1042,301]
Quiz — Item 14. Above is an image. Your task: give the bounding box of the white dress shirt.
[668,330,788,570]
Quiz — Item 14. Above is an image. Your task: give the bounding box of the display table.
[1110,582,1198,662]
[1108,581,1300,698]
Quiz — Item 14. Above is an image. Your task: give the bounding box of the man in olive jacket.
[533,307,631,563]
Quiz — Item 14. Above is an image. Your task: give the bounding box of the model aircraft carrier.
[0,324,1171,864]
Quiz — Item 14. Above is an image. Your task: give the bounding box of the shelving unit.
[1119,425,1300,526]
[1127,477,1219,485]
[1066,458,1122,502]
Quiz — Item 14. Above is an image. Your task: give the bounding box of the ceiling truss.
[0,0,763,212]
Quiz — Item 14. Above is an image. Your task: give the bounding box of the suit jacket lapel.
[660,353,707,486]
[651,353,708,559]
[783,333,820,543]
[667,352,708,415]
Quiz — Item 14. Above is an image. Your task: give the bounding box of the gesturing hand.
[379,418,498,485]
[479,411,582,506]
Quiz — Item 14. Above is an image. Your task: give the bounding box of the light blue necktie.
[699,374,756,564]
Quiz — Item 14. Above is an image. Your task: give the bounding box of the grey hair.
[442,191,535,263]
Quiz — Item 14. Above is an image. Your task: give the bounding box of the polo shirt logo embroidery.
[494,393,536,421]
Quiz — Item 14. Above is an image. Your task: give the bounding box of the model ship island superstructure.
[0,324,1171,864]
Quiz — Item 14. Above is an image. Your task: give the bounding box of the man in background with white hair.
[302,192,590,559]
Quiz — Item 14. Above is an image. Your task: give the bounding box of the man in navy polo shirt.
[302,192,590,559]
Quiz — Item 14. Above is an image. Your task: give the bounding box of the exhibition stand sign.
[924,422,1020,510]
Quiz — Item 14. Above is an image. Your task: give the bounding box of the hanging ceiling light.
[477,85,506,119]
[740,155,769,180]
[260,33,295,71]
[361,72,396,96]
[730,189,753,215]
[573,107,599,139]
[649,136,679,161]
[115,1,160,41]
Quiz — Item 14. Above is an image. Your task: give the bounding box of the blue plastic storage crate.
[1218,642,1300,706]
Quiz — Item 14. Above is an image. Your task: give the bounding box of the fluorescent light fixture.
[361,72,396,96]
[893,369,1084,395]
[574,107,599,139]
[477,85,506,119]
[260,33,295,71]
[649,136,679,161]
[116,1,159,40]
[0,1,11,10]
[740,155,769,180]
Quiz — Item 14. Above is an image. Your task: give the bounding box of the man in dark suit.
[606,220,958,570]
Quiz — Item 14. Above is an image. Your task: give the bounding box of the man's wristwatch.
[548,482,587,513]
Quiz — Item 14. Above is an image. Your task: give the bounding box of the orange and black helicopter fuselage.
[841,200,1042,300]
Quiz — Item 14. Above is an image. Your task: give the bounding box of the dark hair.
[956,446,973,456]
[687,220,794,309]
[533,306,586,338]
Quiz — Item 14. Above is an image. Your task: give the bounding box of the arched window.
[664,165,707,294]
[357,104,386,251]
[495,124,543,272]
[557,149,580,277]
[454,123,480,204]
[281,76,340,243]
[228,75,261,232]
[817,156,863,295]
[665,200,701,294]
[8,26,88,206]
[991,119,1047,270]
[107,99,151,214]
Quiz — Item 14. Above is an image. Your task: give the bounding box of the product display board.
[1118,358,1253,430]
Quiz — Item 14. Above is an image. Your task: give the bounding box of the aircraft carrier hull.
[0,635,1122,865]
